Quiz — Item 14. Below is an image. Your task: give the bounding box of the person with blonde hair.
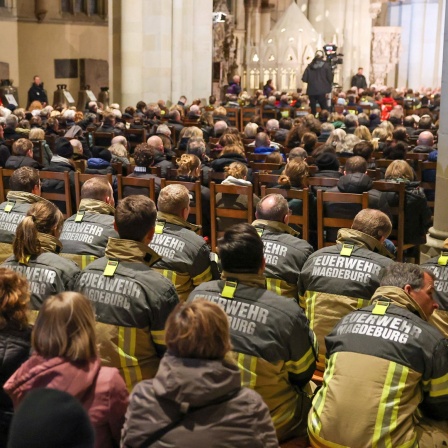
[326,128,346,148]
[383,159,431,245]
[5,292,129,448]
[354,124,372,141]
[122,300,278,447]
[2,201,80,314]
[0,268,32,444]
[5,138,40,170]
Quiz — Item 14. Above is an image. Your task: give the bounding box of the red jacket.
[4,355,128,448]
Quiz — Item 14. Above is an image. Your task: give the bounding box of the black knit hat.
[8,388,94,448]
[91,146,112,162]
[55,138,74,159]
[316,152,340,172]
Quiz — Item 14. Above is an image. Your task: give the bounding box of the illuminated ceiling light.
[269,54,275,61]
[281,28,286,32]
[289,37,294,42]
[301,4,307,11]
[252,54,259,62]
[268,38,273,43]
[315,15,322,22]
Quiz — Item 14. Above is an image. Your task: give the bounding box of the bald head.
[255,194,289,223]
[147,135,164,153]
[289,147,307,161]
[81,177,114,206]
[417,131,434,147]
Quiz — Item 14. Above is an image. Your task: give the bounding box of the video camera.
[323,44,343,72]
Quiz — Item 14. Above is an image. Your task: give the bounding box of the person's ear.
[258,257,266,275]
[144,227,155,245]
[403,284,412,295]
[283,213,289,225]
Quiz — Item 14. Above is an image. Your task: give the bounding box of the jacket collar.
[78,198,115,216]
[252,219,300,237]
[105,237,161,266]
[6,191,49,205]
[157,211,201,233]
[371,286,428,321]
[38,233,62,254]
[337,228,394,259]
[221,271,266,289]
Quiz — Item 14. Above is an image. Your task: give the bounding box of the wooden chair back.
[260,185,309,241]
[307,177,339,188]
[372,181,417,262]
[208,171,227,185]
[39,170,73,218]
[30,140,44,165]
[117,174,156,201]
[73,159,87,173]
[317,190,369,249]
[160,179,203,234]
[209,181,254,251]
[0,168,15,202]
[124,128,147,149]
[92,132,114,148]
[45,134,57,152]
[416,161,436,212]
[261,108,278,125]
[225,107,241,130]
[74,172,113,210]
[111,161,123,175]
[249,162,283,172]
[247,153,268,162]
[240,107,260,130]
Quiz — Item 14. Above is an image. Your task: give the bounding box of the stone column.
[109,0,212,106]
[421,1,448,261]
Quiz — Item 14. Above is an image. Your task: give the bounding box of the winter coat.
[302,59,333,95]
[121,354,279,448]
[85,158,113,175]
[5,156,40,170]
[124,168,161,198]
[211,152,252,182]
[351,74,367,90]
[5,355,128,448]
[27,83,47,105]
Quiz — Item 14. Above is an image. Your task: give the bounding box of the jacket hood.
[4,355,101,407]
[337,172,372,193]
[153,354,241,408]
[221,271,266,289]
[87,158,110,169]
[371,286,429,321]
[6,191,50,205]
[157,211,201,233]
[311,60,325,70]
[38,232,62,255]
[337,228,393,259]
[252,219,300,238]
[78,198,115,216]
[222,176,252,187]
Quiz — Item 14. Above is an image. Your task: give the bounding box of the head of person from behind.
[114,195,157,245]
[256,193,290,226]
[166,299,231,360]
[218,223,265,275]
[32,292,98,363]
[158,184,190,222]
[351,208,392,244]
[81,177,114,207]
[13,201,64,263]
[380,263,437,319]
[9,166,41,195]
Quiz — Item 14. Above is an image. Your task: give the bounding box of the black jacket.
[211,153,253,183]
[302,59,333,95]
[351,74,367,90]
[5,156,40,170]
[27,83,48,105]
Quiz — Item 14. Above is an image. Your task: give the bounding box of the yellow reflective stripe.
[311,352,338,435]
[271,402,296,428]
[117,327,132,391]
[309,430,350,448]
[81,255,96,269]
[151,330,166,346]
[192,266,212,285]
[285,346,315,375]
[266,277,282,296]
[237,353,257,389]
[356,298,370,309]
[129,327,143,385]
[305,291,317,332]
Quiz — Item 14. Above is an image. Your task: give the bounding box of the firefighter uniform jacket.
[74,237,179,391]
[187,272,317,442]
[150,212,213,302]
[422,253,448,337]
[298,228,393,370]
[252,219,313,300]
[2,233,80,312]
[309,286,448,448]
[0,191,49,263]
[59,198,118,268]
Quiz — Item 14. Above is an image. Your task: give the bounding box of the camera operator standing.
[27,75,48,108]
[301,51,333,116]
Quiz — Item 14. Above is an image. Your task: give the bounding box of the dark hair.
[0,268,29,330]
[383,141,407,160]
[133,143,156,167]
[392,126,408,142]
[353,141,374,161]
[9,167,40,193]
[115,195,157,241]
[165,300,231,359]
[419,116,432,129]
[218,223,264,274]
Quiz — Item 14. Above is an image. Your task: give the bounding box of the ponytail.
[13,215,40,263]
[277,174,291,187]
[176,154,200,177]
[224,162,247,179]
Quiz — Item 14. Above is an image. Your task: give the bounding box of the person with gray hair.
[299,208,394,371]
[147,135,173,178]
[318,122,335,142]
[266,119,279,134]
[309,262,448,447]
[344,113,359,134]
[187,137,212,185]
[4,114,21,141]
[213,120,228,138]
[252,193,313,300]
[150,184,214,302]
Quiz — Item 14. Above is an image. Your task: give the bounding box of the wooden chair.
[372,181,419,262]
[124,128,147,150]
[39,171,73,218]
[30,140,44,165]
[247,153,268,162]
[45,134,57,152]
[161,178,203,234]
[73,159,87,173]
[317,190,369,249]
[417,161,436,213]
[252,172,281,196]
[111,161,123,175]
[261,108,278,125]
[366,169,381,180]
[209,181,254,251]
[92,132,114,148]
[225,107,241,130]
[208,171,227,185]
[307,177,339,189]
[240,107,260,130]
[167,125,178,148]
[74,172,113,210]
[249,162,283,172]
[260,185,309,241]
[0,168,15,202]
[117,174,156,201]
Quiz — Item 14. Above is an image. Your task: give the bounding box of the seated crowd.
[0,90,445,448]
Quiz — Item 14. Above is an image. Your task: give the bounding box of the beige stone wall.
[16,21,108,106]
[0,21,19,84]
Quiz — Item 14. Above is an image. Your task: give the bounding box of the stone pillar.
[421,1,448,261]
[109,0,212,106]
